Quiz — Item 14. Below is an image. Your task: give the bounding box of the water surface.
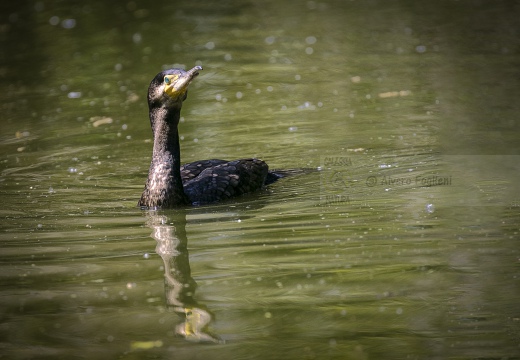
[1,1,519,359]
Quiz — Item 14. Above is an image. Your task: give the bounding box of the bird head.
[148,65,203,108]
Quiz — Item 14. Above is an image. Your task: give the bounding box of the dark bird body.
[138,66,283,209]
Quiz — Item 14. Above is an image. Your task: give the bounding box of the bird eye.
[164,76,171,85]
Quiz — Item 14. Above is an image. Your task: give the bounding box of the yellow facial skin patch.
[162,66,202,100]
[163,74,184,98]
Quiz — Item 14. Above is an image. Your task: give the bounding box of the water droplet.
[67,92,82,99]
[415,45,426,53]
[305,36,317,45]
[49,16,59,26]
[264,36,275,45]
[61,18,76,29]
[132,33,142,44]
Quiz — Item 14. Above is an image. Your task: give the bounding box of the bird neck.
[146,106,190,206]
[151,107,182,165]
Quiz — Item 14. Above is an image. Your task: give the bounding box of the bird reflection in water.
[146,211,222,343]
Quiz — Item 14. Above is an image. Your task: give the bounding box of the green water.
[1,1,519,359]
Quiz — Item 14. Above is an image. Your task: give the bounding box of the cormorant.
[138,65,282,209]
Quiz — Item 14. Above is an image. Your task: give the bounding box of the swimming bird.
[138,65,282,209]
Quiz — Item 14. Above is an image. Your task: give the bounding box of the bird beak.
[164,65,203,99]
[174,65,203,91]
[187,65,203,79]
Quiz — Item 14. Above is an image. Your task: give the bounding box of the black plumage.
[138,66,281,209]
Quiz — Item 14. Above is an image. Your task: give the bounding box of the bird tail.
[265,168,317,185]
